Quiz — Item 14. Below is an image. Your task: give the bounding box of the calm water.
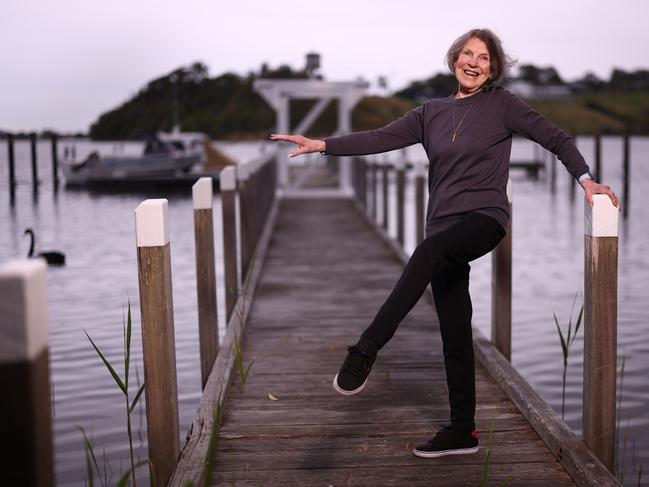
[0,136,647,486]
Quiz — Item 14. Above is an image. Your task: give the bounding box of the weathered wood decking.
[210,198,577,486]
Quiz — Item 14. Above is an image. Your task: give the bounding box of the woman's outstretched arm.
[271,105,424,158]
[503,90,621,209]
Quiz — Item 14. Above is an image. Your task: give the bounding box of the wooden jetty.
[0,147,623,486]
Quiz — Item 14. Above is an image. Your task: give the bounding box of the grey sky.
[1,0,648,132]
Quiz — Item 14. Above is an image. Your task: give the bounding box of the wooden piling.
[220,167,238,321]
[396,161,405,246]
[238,164,250,281]
[0,259,54,487]
[370,159,378,221]
[492,180,513,361]
[134,199,180,486]
[192,177,219,389]
[415,163,426,244]
[583,194,619,473]
[622,133,630,217]
[8,133,16,194]
[594,133,601,182]
[382,163,389,231]
[30,133,39,190]
[550,154,557,192]
[50,135,59,187]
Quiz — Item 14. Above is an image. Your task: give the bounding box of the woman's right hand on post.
[270,134,326,158]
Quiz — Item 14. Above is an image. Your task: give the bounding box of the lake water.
[0,136,647,486]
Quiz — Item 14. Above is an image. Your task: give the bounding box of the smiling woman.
[270,27,621,461]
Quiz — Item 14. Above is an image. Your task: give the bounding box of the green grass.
[83,300,148,487]
[553,296,583,420]
[481,418,512,487]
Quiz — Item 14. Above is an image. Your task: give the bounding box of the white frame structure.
[253,79,368,195]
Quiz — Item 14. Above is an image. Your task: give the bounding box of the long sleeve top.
[324,86,590,237]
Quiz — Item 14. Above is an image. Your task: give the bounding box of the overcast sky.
[2,0,648,133]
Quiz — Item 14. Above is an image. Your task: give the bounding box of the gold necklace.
[451,89,482,142]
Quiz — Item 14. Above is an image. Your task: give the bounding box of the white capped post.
[0,258,54,487]
[583,194,619,473]
[134,198,180,486]
[220,166,238,320]
[192,178,219,389]
[492,178,513,361]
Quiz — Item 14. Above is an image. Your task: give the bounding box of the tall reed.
[481,418,512,487]
[553,296,583,420]
[84,300,147,487]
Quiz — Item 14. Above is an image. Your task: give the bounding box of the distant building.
[505,79,572,100]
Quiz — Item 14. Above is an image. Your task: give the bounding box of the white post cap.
[220,166,236,191]
[192,177,213,210]
[0,259,49,362]
[135,199,170,247]
[585,194,619,237]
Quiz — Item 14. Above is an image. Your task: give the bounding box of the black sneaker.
[413,425,479,458]
[333,345,376,396]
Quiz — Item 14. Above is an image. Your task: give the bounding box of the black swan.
[24,228,66,266]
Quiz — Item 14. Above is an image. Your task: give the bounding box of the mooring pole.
[583,194,619,473]
[30,133,39,191]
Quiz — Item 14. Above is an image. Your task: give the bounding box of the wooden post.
[492,180,513,361]
[238,164,250,282]
[192,178,219,389]
[550,154,557,193]
[134,199,180,486]
[7,133,16,197]
[622,133,630,218]
[415,162,426,244]
[0,259,54,487]
[30,133,39,191]
[220,167,238,321]
[583,194,619,473]
[396,161,405,246]
[360,158,367,209]
[370,159,378,221]
[594,133,601,182]
[50,135,59,187]
[382,163,389,231]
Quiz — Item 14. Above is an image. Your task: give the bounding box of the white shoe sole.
[412,445,479,458]
[332,374,368,396]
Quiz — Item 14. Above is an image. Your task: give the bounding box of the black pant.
[357,212,506,433]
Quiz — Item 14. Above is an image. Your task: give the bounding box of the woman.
[271,28,619,459]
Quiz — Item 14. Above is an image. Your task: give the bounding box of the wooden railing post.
[220,166,238,321]
[134,199,180,486]
[583,194,619,473]
[238,164,250,281]
[382,163,389,231]
[7,133,16,201]
[0,259,54,487]
[415,161,426,244]
[192,177,219,389]
[492,179,513,360]
[395,160,405,246]
[370,159,378,221]
[622,133,630,217]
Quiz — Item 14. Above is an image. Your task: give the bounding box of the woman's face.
[454,37,492,95]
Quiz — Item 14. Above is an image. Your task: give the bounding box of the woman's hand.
[270,134,326,158]
[581,178,621,210]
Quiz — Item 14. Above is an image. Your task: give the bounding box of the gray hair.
[446,29,516,84]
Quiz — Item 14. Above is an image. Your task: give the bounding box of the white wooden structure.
[253,79,368,195]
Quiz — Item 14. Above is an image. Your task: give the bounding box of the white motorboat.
[62,133,201,187]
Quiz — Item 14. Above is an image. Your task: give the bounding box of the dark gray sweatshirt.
[324,86,590,237]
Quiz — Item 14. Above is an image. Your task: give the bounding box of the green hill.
[89,63,648,140]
